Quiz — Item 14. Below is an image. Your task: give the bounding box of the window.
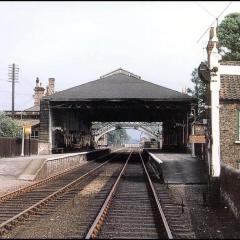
[237,110,240,141]
[237,160,240,170]
[31,130,39,139]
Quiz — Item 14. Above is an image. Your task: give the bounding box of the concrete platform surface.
[0,154,64,180]
[0,149,110,196]
[0,152,92,196]
[150,153,208,184]
[0,154,65,196]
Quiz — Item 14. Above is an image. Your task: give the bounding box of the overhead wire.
[15,96,34,110]
[196,1,233,43]
[0,96,33,111]
[0,90,31,95]
[195,2,216,18]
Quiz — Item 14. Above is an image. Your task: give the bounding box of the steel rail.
[0,155,119,236]
[139,152,173,239]
[0,162,87,203]
[0,151,119,203]
[85,151,133,239]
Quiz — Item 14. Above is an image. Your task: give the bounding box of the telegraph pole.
[8,63,19,117]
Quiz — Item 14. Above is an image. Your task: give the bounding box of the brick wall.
[220,163,240,220]
[39,99,50,142]
[39,98,51,154]
[220,102,240,168]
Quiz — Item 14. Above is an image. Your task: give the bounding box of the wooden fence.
[0,137,38,157]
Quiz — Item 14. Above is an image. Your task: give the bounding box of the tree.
[187,66,208,118]
[218,12,240,61]
[188,13,240,119]
[107,128,130,146]
[0,112,21,137]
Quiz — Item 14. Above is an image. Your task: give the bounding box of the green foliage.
[0,112,21,137]
[218,12,240,61]
[188,12,240,119]
[107,128,130,145]
[187,66,208,117]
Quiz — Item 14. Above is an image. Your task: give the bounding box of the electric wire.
[196,1,233,43]
[195,2,216,18]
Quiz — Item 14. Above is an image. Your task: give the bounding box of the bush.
[0,112,21,138]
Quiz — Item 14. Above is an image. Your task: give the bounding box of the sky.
[0,1,239,123]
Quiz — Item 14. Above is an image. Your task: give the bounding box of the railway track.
[146,161,196,239]
[0,150,127,237]
[85,151,173,239]
[1,149,195,239]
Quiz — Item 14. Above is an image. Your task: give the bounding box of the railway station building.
[38,69,195,154]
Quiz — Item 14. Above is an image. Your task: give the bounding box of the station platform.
[0,149,207,197]
[0,149,109,196]
[147,152,208,184]
[0,153,77,196]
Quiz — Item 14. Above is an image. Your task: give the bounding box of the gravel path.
[169,184,240,239]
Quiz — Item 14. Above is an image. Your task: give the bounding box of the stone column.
[207,26,221,178]
[38,97,51,154]
[49,105,53,151]
[207,26,221,205]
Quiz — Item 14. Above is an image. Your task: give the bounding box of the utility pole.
[8,63,19,117]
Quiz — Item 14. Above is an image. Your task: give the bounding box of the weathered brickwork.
[39,98,51,154]
[220,102,240,168]
[39,98,50,142]
[220,163,240,220]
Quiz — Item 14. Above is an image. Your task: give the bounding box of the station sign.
[194,123,205,135]
[189,135,206,143]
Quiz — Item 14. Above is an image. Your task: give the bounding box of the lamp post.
[190,108,196,157]
[120,133,124,147]
[21,126,25,156]
[139,131,143,149]
[156,129,160,149]
[24,126,32,156]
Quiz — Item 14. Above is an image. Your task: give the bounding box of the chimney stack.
[207,26,219,68]
[46,78,55,96]
[33,77,45,106]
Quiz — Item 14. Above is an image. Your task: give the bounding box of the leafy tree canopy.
[0,112,21,137]
[107,128,130,145]
[187,12,240,118]
[218,12,240,61]
[187,65,208,118]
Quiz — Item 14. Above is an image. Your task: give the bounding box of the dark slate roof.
[49,70,193,102]
[24,105,40,111]
[220,75,240,100]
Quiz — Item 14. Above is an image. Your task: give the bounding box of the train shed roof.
[48,68,194,102]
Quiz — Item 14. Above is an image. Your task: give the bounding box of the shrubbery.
[0,112,21,138]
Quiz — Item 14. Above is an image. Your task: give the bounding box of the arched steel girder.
[92,122,161,143]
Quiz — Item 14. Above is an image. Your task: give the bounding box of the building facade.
[203,27,240,171]
[5,77,55,139]
[219,63,240,168]
[38,69,194,154]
